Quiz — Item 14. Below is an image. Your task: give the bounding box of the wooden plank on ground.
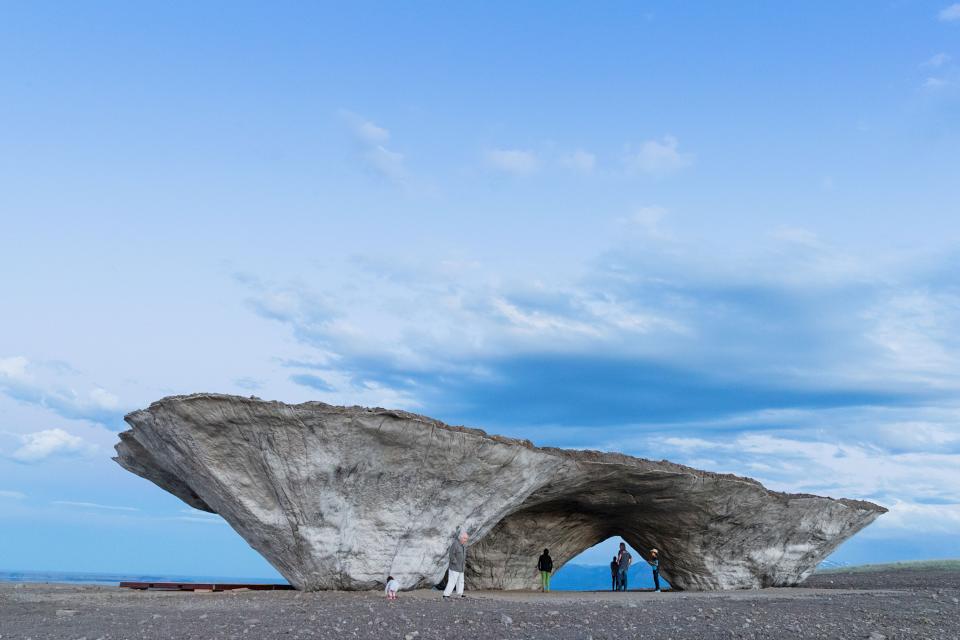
[119,582,294,592]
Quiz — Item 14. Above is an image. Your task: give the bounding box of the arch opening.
[549,537,672,591]
[465,491,677,591]
[465,466,689,590]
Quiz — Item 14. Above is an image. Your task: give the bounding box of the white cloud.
[239,266,693,385]
[90,387,120,411]
[863,290,960,385]
[0,489,25,499]
[0,355,124,424]
[174,516,228,524]
[52,500,139,512]
[661,436,719,451]
[558,149,596,172]
[923,52,952,67]
[237,228,960,400]
[364,145,406,181]
[647,431,960,530]
[626,205,671,238]
[923,77,949,90]
[0,356,29,379]
[339,110,390,144]
[633,405,960,455]
[239,275,336,342]
[340,110,407,183]
[871,499,960,535]
[624,136,694,176]
[938,3,960,21]
[231,230,960,551]
[579,297,688,335]
[484,148,539,174]
[877,421,960,450]
[173,508,226,524]
[491,297,603,338]
[754,225,876,287]
[235,376,263,391]
[11,428,98,462]
[769,226,822,248]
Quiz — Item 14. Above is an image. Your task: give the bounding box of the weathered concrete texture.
[467,462,879,590]
[114,394,885,591]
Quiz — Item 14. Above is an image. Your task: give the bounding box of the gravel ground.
[1,569,957,640]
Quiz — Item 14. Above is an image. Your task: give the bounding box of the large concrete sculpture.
[114,394,885,591]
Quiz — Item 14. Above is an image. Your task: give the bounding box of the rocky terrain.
[2,568,958,639]
[114,394,885,591]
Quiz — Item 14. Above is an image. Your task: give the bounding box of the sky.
[1,1,959,579]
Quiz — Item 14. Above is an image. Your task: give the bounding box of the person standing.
[610,555,619,591]
[648,548,661,592]
[537,548,553,592]
[616,542,632,591]
[442,529,469,599]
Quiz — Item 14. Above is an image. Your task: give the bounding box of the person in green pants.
[537,548,553,591]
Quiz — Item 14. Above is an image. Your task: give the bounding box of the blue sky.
[2,1,960,578]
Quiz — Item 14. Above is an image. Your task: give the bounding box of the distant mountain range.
[550,563,668,591]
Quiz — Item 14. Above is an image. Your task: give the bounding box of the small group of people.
[384,530,663,599]
[610,542,660,592]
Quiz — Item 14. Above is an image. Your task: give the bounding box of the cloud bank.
[233,223,960,550]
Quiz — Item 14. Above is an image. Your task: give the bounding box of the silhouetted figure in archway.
[610,555,618,591]
[537,548,553,591]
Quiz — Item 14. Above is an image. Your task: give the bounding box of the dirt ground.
[1,568,957,639]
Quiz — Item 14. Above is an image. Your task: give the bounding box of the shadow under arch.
[465,465,686,590]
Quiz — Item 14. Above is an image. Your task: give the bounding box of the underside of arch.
[465,461,872,590]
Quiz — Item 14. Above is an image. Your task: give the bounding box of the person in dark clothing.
[648,548,661,592]
[537,548,553,592]
[610,555,618,591]
[616,542,632,591]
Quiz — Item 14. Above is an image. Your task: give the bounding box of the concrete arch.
[114,394,887,591]
[465,456,869,590]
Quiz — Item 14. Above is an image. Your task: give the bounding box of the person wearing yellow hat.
[647,548,661,592]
